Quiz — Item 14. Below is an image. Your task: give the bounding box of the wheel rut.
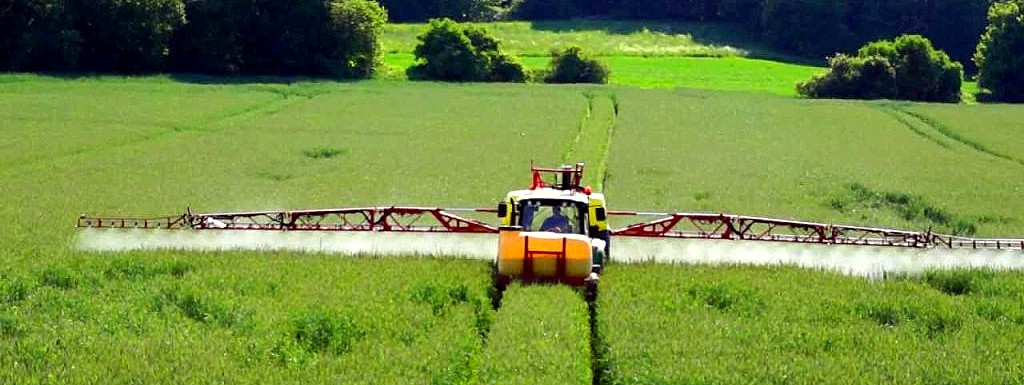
[877,103,1024,167]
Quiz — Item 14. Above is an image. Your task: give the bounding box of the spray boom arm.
[78,207,1024,251]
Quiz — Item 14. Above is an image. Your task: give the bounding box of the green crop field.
[598,264,1024,384]
[2,73,1024,384]
[606,88,1024,237]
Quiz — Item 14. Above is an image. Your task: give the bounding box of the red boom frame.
[609,211,1024,251]
[78,207,498,234]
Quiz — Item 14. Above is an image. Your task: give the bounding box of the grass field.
[383,53,820,96]
[382,20,776,58]
[379,20,824,96]
[2,74,1024,384]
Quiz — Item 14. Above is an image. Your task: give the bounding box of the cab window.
[518,200,584,234]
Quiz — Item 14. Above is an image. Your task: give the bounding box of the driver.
[540,206,571,233]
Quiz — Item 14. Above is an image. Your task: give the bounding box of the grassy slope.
[380,20,823,96]
[606,88,1024,236]
[383,20,772,58]
[598,264,1024,384]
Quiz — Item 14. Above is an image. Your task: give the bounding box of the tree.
[760,0,855,57]
[0,0,80,71]
[974,0,1024,102]
[69,0,185,72]
[326,0,388,78]
[374,0,501,22]
[408,18,525,82]
[170,0,386,78]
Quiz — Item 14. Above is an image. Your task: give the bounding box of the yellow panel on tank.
[497,229,592,280]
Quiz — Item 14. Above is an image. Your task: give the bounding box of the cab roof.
[508,188,603,204]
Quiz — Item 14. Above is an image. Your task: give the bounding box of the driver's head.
[552,206,562,215]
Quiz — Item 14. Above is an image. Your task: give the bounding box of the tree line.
[0,0,385,77]
[1,0,1022,101]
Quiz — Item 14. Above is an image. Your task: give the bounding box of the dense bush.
[797,54,896,100]
[858,35,962,102]
[375,0,501,22]
[974,0,1024,102]
[169,0,386,78]
[408,18,526,82]
[544,46,609,84]
[799,35,961,103]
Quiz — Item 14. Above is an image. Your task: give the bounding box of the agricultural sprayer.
[77,163,1024,290]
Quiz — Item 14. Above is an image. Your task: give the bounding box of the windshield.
[518,200,584,234]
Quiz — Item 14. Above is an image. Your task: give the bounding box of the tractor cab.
[494,163,609,287]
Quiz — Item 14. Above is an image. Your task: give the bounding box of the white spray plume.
[78,229,496,260]
[77,229,1024,278]
[612,237,1024,279]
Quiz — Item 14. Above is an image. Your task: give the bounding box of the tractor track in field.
[596,95,619,193]
[3,92,322,173]
[876,103,1024,167]
[562,93,595,164]
[562,92,619,192]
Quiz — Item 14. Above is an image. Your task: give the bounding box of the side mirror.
[497,202,508,218]
[595,207,607,221]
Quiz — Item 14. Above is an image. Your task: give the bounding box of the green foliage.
[40,267,79,290]
[921,270,993,296]
[761,0,854,57]
[800,35,962,102]
[104,259,192,280]
[0,0,80,71]
[974,0,1024,102]
[408,18,525,82]
[154,286,248,328]
[0,316,23,338]
[544,46,609,84]
[481,285,591,385]
[0,0,183,72]
[69,0,186,72]
[600,265,1024,383]
[303,147,346,160]
[859,35,963,102]
[507,0,583,20]
[1,277,30,303]
[291,308,364,355]
[170,0,386,78]
[797,54,896,99]
[375,0,502,22]
[830,183,978,235]
[327,0,389,78]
